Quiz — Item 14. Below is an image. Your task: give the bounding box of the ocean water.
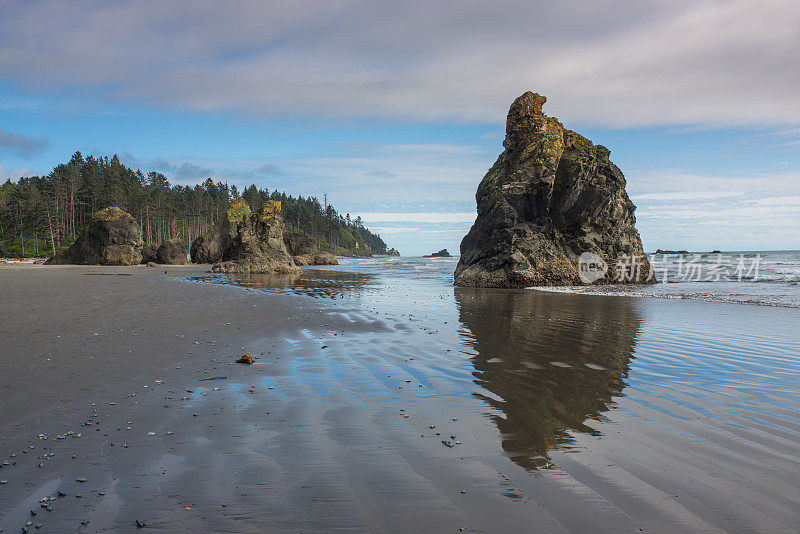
[183,252,800,529]
[193,251,800,308]
[540,250,800,308]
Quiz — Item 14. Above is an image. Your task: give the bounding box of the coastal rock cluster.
[190,200,299,274]
[454,92,652,288]
[45,207,143,265]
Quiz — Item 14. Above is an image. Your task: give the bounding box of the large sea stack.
[454,92,652,288]
[45,207,143,265]
[191,200,299,274]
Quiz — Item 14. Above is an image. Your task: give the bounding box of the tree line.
[0,151,387,257]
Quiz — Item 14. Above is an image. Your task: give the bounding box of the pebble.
[76,477,87,482]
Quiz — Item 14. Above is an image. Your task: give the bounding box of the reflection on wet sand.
[189,269,378,299]
[455,287,642,469]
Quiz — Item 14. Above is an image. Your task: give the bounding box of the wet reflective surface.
[455,287,641,468]
[3,260,800,532]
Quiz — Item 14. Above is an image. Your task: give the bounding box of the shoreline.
[2,263,800,532]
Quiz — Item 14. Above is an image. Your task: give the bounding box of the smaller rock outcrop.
[283,232,339,266]
[386,248,400,256]
[284,233,317,256]
[424,249,452,258]
[655,249,689,254]
[156,238,189,264]
[45,207,142,265]
[141,243,158,264]
[294,252,338,266]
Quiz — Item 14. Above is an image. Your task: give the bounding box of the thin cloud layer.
[1,0,799,126]
[0,127,49,158]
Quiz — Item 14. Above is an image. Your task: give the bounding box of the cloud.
[0,127,49,158]
[1,0,799,126]
[627,169,800,250]
[0,163,36,180]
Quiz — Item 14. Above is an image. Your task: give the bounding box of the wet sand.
[1,263,800,532]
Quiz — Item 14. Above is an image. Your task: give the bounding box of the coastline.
[1,262,800,532]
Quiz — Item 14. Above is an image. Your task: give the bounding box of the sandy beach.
[1,261,800,533]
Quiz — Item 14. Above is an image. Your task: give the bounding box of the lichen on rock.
[454,92,653,288]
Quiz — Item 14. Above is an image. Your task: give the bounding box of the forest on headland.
[0,152,387,258]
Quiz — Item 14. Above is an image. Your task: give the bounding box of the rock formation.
[140,243,158,264]
[292,252,338,266]
[283,232,339,266]
[386,248,400,256]
[454,92,652,287]
[190,200,299,274]
[45,207,143,265]
[284,233,317,256]
[424,249,452,258]
[156,238,189,265]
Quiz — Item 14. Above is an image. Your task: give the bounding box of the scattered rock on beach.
[236,354,254,364]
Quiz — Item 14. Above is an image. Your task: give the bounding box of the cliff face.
[454,92,652,287]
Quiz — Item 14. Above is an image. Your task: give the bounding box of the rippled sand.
[1,262,799,532]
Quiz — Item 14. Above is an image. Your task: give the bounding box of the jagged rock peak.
[503,92,548,150]
[454,91,653,288]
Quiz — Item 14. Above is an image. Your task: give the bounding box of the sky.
[1,0,799,255]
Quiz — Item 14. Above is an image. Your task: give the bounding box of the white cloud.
[1,0,799,126]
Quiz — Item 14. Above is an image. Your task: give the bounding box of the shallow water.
[2,261,799,532]
[186,257,800,476]
[545,250,800,308]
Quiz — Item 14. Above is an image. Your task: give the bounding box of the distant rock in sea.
[386,248,400,256]
[454,92,652,288]
[655,249,689,254]
[45,207,143,266]
[190,199,299,274]
[710,250,721,254]
[424,249,452,258]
